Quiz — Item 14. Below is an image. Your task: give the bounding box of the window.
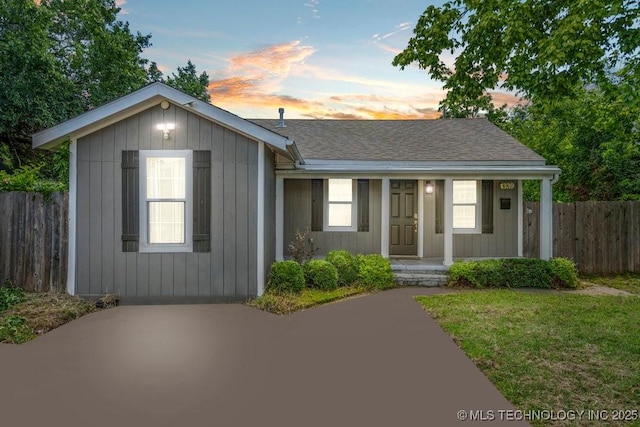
[139,150,193,252]
[453,180,481,232]
[324,179,358,231]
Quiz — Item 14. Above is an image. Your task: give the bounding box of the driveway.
[0,288,527,426]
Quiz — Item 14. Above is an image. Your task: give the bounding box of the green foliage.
[0,285,26,312]
[267,261,305,294]
[0,165,66,196]
[303,259,338,291]
[393,0,639,107]
[448,258,579,289]
[248,286,366,315]
[164,60,211,103]
[356,254,394,290]
[0,315,36,344]
[325,250,358,286]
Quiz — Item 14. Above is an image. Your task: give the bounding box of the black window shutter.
[121,150,139,252]
[193,151,211,252]
[357,179,369,232]
[311,179,323,231]
[435,180,444,234]
[482,180,494,234]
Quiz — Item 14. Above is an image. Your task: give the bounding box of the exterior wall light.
[156,123,175,139]
[425,181,434,194]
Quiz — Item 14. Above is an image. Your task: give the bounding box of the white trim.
[33,82,293,156]
[138,150,193,253]
[323,179,358,232]
[381,179,390,257]
[66,140,78,295]
[517,179,523,257]
[275,177,284,261]
[443,178,454,266]
[276,167,561,180]
[257,142,265,296]
[288,164,560,175]
[418,179,424,258]
[540,177,553,260]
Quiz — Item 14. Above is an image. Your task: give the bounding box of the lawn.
[248,285,369,314]
[582,274,640,295]
[416,290,640,427]
[0,288,96,344]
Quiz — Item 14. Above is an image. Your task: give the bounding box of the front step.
[393,271,449,287]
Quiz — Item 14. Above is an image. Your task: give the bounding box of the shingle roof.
[250,118,545,163]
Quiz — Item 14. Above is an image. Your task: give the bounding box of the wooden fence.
[524,201,640,274]
[0,192,68,292]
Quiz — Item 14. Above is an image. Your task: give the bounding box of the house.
[33,83,560,303]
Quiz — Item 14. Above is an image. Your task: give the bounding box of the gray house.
[33,83,560,303]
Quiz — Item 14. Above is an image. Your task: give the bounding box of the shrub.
[0,285,26,312]
[549,257,580,288]
[304,259,338,291]
[357,254,394,290]
[326,250,358,286]
[448,258,579,289]
[267,261,305,294]
[288,228,318,265]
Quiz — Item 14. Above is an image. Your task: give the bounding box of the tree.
[393,0,639,107]
[164,60,211,103]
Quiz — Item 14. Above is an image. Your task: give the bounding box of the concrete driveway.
[0,288,527,426]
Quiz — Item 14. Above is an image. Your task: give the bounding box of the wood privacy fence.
[524,201,640,274]
[0,192,68,292]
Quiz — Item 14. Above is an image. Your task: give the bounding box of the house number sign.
[499,182,515,190]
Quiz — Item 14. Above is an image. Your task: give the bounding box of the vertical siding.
[424,180,519,258]
[75,104,259,300]
[263,150,276,286]
[283,179,382,256]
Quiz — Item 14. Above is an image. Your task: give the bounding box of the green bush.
[267,261,305,294]
[357,254,394,290]
[304,259,338,291]
[0,285,26,312]
[549,257,580,288]
[326,250,358,286]
[448,258,579,289]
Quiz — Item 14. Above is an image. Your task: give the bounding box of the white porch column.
[417,179,424,258]
[443,178,453,266]
[275,176,284,261]
[517,179,523,258]
[540,177,553,260]
[381,178,390,257]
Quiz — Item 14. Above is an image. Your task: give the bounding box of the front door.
[390,180,418,256]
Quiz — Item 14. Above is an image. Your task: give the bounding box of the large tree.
[393,0,639,108]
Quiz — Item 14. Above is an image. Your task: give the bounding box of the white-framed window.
[324,178,358,231]
[453,180,481,233]
[139,150,193,252]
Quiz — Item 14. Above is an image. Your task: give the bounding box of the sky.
[118,0,517,120]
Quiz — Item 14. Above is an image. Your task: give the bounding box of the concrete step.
[393,272,449,287]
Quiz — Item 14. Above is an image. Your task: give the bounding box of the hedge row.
[448,258,579,289]
[267,251,394,294]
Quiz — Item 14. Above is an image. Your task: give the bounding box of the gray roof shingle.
[250,118,545,163]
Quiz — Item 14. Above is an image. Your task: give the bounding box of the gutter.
[285,140,305,165]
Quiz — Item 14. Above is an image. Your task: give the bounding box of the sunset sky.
[120,0,518,120]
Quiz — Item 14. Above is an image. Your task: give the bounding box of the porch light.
[156,123,175,139]
[425,181,434,195]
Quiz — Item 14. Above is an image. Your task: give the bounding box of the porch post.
[275,176,284,261]
[539,177,553,260]
[443,178,453,266]
[381,178,390,257]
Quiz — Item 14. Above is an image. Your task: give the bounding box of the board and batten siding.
[283,179,382,256]
[75,104,260,301]
[424,180,519,258]
[263,149,277,280]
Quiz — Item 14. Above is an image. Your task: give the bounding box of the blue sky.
[119,0,515,119]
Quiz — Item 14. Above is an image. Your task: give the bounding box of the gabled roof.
[32,82,295,158]
[251,118,545,164]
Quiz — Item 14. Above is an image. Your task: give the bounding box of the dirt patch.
[571,282,635,296]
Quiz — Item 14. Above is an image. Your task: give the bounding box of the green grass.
[1,292,96,344]
[582,274,640,295]
[416,290,640,427]
[248,285,368,314]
